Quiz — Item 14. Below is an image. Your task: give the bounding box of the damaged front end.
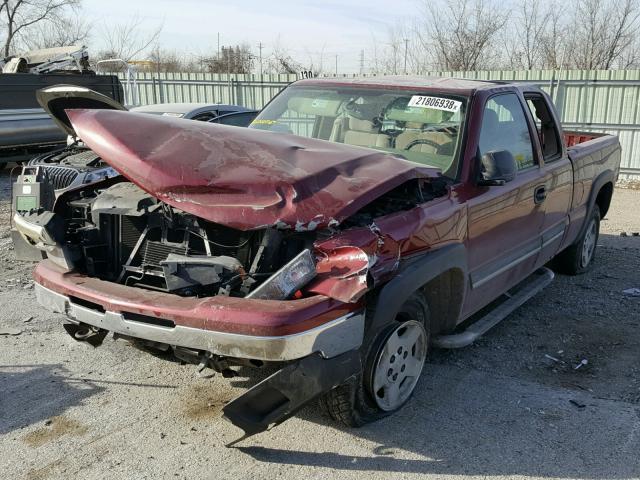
[25,108,450,443]
[20,178,371,441]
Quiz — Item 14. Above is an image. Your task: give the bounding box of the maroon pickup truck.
[17,77,621,442]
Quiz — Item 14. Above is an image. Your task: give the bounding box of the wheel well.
[595,182,613,219]
[420,268,465,335]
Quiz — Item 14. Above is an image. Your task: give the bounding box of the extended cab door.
[462,92,546,318]
[523,91,573,266]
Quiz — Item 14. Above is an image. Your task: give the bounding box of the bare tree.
[1,0,79,56]
[539,3,570,69]
[20,14,89,50]
[302,45,327,75]
[570,0,640,69]
[264,37,303,74]
[96,13,162,62]
[146,45,187,73]
[367,23,426,75]
[266,45,302,74]
[505,0,552,69]
[202,44,253,74]
[417,0,508,71]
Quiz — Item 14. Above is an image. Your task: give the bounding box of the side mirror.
[478,150,517,186]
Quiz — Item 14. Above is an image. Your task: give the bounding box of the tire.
[321,292,430,427]
[553,207,600,275]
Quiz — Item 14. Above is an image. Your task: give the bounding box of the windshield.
[250,84,467,177]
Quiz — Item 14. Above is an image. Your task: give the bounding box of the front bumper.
[34,263,365,362]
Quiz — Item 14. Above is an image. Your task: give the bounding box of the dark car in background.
[130,102,257,122]
[0,56,124,167]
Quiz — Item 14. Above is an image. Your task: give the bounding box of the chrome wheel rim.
[581,219,597,268]
[371,320,428,411]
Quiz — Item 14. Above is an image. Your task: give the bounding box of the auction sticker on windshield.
[408,96,461,112]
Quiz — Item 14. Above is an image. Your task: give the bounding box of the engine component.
[160,254,244,294]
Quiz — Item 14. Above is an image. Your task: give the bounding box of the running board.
[432,267,555,349]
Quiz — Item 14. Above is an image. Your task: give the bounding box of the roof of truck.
[294,76,515,94]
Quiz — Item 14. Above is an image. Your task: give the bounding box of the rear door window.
[525,95,562,161]
[479,94,536,170]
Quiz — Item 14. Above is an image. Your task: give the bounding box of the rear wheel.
[322,292,430,426]
[553,208,600,275]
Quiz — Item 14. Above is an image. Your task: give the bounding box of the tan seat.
[342,117,390,149]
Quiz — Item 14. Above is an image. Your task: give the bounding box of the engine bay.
[61,182,316,298]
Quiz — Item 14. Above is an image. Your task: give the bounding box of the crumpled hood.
[66,109,440,231]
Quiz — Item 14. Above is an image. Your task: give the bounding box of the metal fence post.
[158,78,165,103]
[151,77,158,104]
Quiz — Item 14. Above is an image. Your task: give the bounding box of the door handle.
[534,185,547,204]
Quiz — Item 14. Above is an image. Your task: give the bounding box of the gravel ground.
[0,169,639,480]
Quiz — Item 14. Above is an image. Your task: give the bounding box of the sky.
[81,0,419,73]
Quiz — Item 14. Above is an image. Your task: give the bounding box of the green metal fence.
[118,70,640,179]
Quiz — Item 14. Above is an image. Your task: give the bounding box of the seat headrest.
[483,109,500,131]
[348,117,375,132]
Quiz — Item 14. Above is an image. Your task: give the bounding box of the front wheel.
[321,292,430,426]
[553,208,600,275]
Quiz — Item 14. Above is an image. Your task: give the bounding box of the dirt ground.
[0,167,639,480]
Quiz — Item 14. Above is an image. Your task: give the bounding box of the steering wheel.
[404,139,441,151]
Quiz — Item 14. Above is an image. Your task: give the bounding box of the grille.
[43,166,79,190]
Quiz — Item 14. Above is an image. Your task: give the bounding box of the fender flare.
[368,243,468,336]
[576,169,614,241]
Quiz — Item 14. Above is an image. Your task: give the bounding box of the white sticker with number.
[408,95,461,112]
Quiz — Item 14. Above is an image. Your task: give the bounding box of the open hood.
[66,109,440,231]
[36,85,126,137]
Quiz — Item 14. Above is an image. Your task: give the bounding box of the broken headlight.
[247,249,316,300]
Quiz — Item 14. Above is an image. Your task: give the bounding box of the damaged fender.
[308,226,402,303]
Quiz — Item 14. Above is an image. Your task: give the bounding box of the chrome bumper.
[35,283,365,362]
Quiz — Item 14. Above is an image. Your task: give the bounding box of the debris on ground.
[569,399,586,409]
[574,359,588,370]
[623,288,640,297]
[0,327,22,335]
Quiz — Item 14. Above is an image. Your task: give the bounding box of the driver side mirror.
[478,150,517,186]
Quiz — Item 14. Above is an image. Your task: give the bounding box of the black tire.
[553,207,601,275]
[321,292,430,427]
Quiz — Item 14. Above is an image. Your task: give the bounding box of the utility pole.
[335,54,338,75]
[257,41,264,77]
[359,49,364,75]
[403,38,409,74]
[217,33,220,58]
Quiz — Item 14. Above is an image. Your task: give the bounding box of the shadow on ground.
[0,363,103,434]
[0,165,21,203]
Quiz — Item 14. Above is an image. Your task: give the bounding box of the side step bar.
[432,267,555,349]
